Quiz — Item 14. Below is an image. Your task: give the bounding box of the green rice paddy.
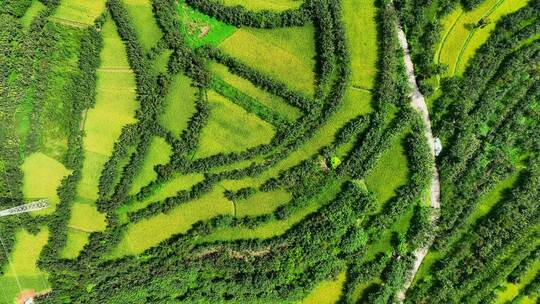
[112,189,234,256]
[129,136,172,196]
[301,271,347,304]
[437,0,529,76]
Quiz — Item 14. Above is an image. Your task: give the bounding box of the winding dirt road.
[395,25,441,302]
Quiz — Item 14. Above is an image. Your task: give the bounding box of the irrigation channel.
[394,20,442,302]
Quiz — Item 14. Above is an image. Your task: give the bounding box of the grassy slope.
[219,25,317,96]
[64,17,138,258]
[21,152,71,215]
[194,91,276,158]
[222,0,303,11]
[343,0,378,89]
[159,73,198,138]
[123,0,162,51]
[0,228,49,302]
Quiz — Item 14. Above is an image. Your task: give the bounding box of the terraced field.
[0,0,537,303]
[437,0,530,75]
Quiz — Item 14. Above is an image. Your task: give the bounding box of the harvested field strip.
[219,25,316,96]
[21,153,71,215]
[123,0,162,51]
[222,0,303,11]
[52,0,107,26]
[343,0,378,89]
[209,62,301,120]
[194,91,275,158]
[112,189,234,256]
[159,74,198,138]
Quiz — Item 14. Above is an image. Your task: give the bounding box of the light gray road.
[395,25,441,302]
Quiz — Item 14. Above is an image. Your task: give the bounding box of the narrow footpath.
[394,24,441,302]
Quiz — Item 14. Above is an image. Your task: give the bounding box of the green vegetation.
[129,136,172,195]
[365,133,409,204]
[1,0,537,302]
[209,62,302,120]
[302,271,347,304]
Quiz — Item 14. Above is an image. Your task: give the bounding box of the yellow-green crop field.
[194,91,276,158]
[219,25,317,96]
[222,0,303,11]
[343,0,378,89]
